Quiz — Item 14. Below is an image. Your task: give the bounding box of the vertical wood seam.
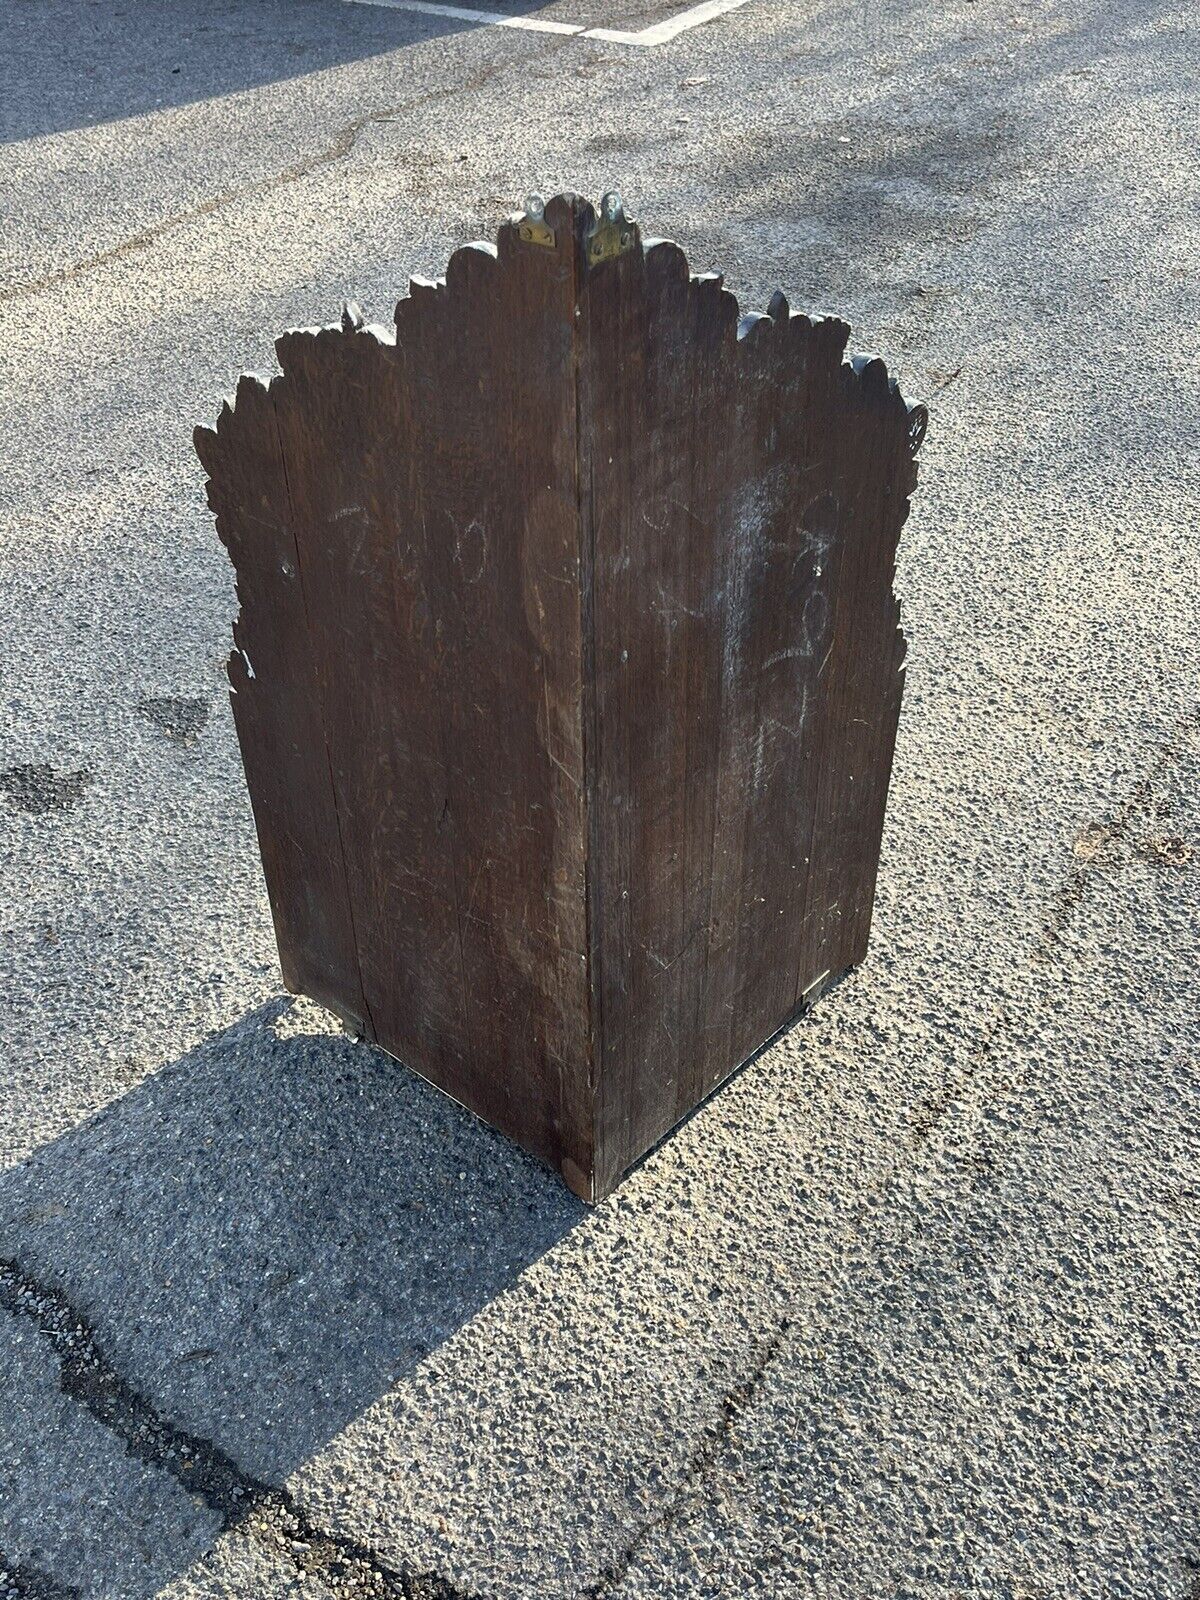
[574,213,602,1198]
[678,343,706,1117]
[202,199,920,1200]
[268,393,377,1041]
[394,322,476,1082]
[790,406,852,1013]
[419,504,477,1076]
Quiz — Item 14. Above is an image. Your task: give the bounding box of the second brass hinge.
[585,191,635,267]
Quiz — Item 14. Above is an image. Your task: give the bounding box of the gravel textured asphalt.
[1,0,1198,1596]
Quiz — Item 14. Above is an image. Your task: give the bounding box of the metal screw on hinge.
[587,190,635,265]
[518,193,555,249]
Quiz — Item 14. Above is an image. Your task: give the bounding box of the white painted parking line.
[344,0,749,47]
[587,0,748,44]
[345,0,582,33]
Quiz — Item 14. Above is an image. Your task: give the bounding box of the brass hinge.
[517,193,556,249]
[586,190,635,267]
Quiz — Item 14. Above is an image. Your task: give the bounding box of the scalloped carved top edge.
[197,192,928,462]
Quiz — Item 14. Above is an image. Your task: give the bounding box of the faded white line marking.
[588,0,749,44]
[347,0,582,31]
[344,0,749,46]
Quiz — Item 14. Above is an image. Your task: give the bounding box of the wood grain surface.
[197,193,926,1199]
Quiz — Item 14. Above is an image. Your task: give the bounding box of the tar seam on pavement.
[1,1257,794,1600]
[0,1548,80,1600]
[0,1260,480,1600]
[4,0,1199,1591]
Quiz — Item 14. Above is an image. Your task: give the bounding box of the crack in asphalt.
[909,700,1200,1146]
[576,709,1198,1595]
[0,57,510,307]
[0,1260,481,1600]
[582,1319,792,1598]
[2,1255,796,1600]
[1036,701,1200,960]
[5,704,1191,1596]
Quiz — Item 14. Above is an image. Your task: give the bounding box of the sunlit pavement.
[1,2,1198,1595]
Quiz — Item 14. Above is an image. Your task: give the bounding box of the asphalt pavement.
[1,0,1198,1596]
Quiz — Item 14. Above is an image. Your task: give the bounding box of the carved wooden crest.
[196,192,927,1200]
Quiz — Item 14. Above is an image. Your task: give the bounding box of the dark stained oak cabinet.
[196,193,927,1201]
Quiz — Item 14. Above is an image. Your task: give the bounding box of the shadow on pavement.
[0,997,582,1595]
[1,0,553,146]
